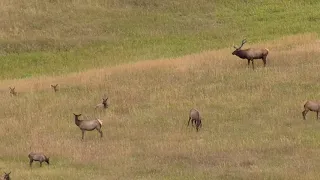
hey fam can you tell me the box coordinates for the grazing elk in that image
[73,113,103,140]
[95,97,109,109]
[2,172,11,180]
[302,100,320,120]
[187,108,202,132]
[232,39,269,70]
[28,152,50,167]
[51,84,59,92]
[9,87,17,96]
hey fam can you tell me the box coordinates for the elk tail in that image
[97,119,103,126]
[265,48,269,53]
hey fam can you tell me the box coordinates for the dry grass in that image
[1,33,320,179]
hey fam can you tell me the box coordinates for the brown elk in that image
[2,172,11,180]
[28,152,50,167]
[51,84,59,92]
[232,39,269,70]
[187,108,202,132]
[9,87,17,96]
[302,100,320,120]
[73,113,103,140]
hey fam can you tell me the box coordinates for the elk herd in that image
[3,39,317,179]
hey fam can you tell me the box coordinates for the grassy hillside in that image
[0,0,320,79]
[2,0,320,179]
[1,34,320,179]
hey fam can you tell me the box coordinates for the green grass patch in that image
[0,0,320,79]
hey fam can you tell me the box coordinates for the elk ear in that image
[8,172,11,175]
[51,85,54,87]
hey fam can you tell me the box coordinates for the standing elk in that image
[302,100,320,120]
[232,39,269,70]
[9,87,17,96]
[51,84,59,92]
[73,113,103,140]
[28,152,50,167]
[2,172,11,180]
[187,108,202,132]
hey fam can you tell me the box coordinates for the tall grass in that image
[1,34,320,179]
[0,0,320,79]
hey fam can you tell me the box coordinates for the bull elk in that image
[232,39,269,70]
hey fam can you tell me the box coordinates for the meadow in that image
[1,0,320,180]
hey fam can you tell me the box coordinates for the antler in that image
[238,39,247,49]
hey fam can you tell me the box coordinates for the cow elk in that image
[232,39,269,70]
[187,108,202,132]
[28,152,50,167]
[2,172,11,180]
[9,87,17,96]
[51,84,59,92]
[95,97,109,109]
[302,100,320,120]
[73,113,103,140]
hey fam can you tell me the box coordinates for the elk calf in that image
[302,100,320,120]
[51,84,59,92]
[73,113,103,140]
[232,39,269,70]
[95,97,109,109]
[2,172,11,180]
[187,108,202,132]
[9,87,17,96]
[28,152,50,167]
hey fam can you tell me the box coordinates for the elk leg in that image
[40,162,42,167]
[29,160,33,167]
[302,110,308,120]
[251,60,255,70]
[82,130,85,140]
[317,111,319,120]
[196,120,201,132]
[247,59,250,68]
[187,117,191,126]
[196,122,200,132]
[97,128,103,138]
[262,57,267,67]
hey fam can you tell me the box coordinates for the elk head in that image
[51,84,59,92]
[232,39,247,55]
[9,87,17,96]
[3,172,11,180]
